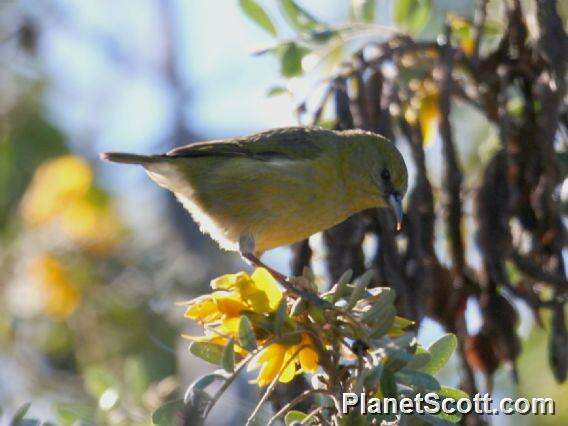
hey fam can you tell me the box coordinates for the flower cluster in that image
[180,268,464,425]
[184,268,319,386]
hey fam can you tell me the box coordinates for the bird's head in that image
[341,131,408,230]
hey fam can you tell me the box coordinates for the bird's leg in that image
[242,252,331,308]
[238,235,331,308]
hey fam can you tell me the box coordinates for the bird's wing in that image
[167,127,331,161]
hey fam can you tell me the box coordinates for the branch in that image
[438,26,466,278]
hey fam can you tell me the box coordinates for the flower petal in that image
[251,268,282,312]
[213,293,247,317]
[184,295,221,323]
[211,272,251,291]
[299,347,319,373]
[255,344,286,386]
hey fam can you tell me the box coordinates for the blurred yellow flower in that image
[29,254,80,319]
[460,38,475,57]
[20,155,122,252]
[448,14,475,57]
[59,197,122,253]
[21,155,93,225]
[248,334,319,386]
[418,92,440,147]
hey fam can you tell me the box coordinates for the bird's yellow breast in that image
[149,153,352,253]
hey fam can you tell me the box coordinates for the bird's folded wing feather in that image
[166,127,330,161]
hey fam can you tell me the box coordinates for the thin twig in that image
[267,389,330,425]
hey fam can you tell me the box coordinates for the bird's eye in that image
[381,169,390,181]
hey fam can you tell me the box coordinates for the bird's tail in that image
[99,152,164,165]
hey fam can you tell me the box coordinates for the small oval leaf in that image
[285,410,308,425]
[239,315,258,351]
[278,0,319,32]
[420,334,457,375]
[239,0,277,36]
[189,341,224,365]
[152,399,185,426]
[221,340,235,373]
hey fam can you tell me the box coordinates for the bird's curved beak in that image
[388,192,403,231]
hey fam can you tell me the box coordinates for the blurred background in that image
[0,0,566,425]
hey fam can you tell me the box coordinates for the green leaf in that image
[279,42,310,78]
[393,0,431,34]
[11,403,31,424]
[347,270,374,309]
[332,269,353,302]
[152,399,185,426]
[484,20,503,36]
[434,387,468,423]
[351,0,376,23]
[339,411,368,426]
[187,373,227,396]
[395,368,440,391]
[278,0,320,32]
[124,356,149,404]
[290,297,306,316]
[393,0,412,23]
[369,305,397,338]
[384,346,415,372]
[266,86,290,97]
[389,315,415,336]
[221,340,235,373]
[189,341,224,365]
[285,410,308,425]
[56,402,95,425]
[363,364,383,390]
[406,346,432,370]
[410,413,455,425]
[308,29,338,43]
[438,386,469,400]
[379,369,398,398]
[239,0,277,36]
[274,299,288,335]
[420,334,457,375]
[361,288,395,322]
[239,315,258,351]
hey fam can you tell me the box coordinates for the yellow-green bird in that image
[100,127,407,261]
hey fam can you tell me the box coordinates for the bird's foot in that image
[242,253,332,309]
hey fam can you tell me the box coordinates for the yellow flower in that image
[21,156,93,225]
[60,197,122,252]
[29,254,80,320]
[388,316,415,337]
[248,334,319,386]
[418,92,440,147]
[185,268,282,324]
[20,155,122,252]
[185,293,247,324]
[448,14,475,57]
[460,38,475,57]
[212,268,282,313]
[184,268,285,358]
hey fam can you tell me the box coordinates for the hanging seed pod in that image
[464,331,500,393]
[549,302,568,383]
[480,292,522,383]
[333,76,354,129]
